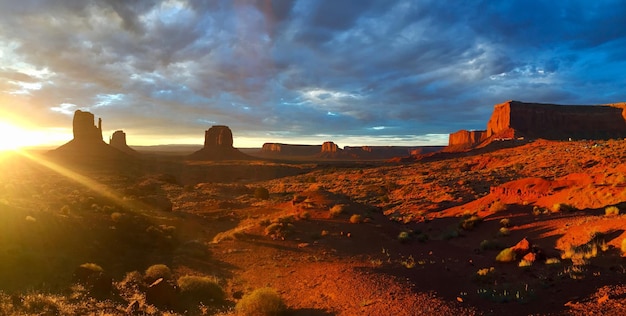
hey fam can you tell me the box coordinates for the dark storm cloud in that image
[1,0,625,146]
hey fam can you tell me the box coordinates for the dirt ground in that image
[1,138,626,315]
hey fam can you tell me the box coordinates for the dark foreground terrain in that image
[1,139,626,315]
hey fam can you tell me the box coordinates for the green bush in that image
[235,288,286,316]
[144,264,172,284]
[177,275,225,305]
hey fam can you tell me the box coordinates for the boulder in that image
[511,238,531,257]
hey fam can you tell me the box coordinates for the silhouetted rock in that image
[258,143,442,160]
[73,110,103,142]
[48,110,132,164]
[109,130,138,155]
[188,125,251,160]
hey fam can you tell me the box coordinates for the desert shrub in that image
[234,287,286,316]
[545,258,561,265]
[110,212,124,222]
[144,264,172,284]
[621,238,626,255]
[605,206,620,216]
[79,263,104,273]
[397,231,411,243]
[349,214,362,224]
[473,267,496,283]
[499,218,510,227]
[479,239,504,251]
[297,211,311,220]
[264,223,295,239]
[518,259,532,267]
[498,227,511,236]
[495,248,516,263]
[441,229,460,240]
[177,275,225,305]
[552,203,575,212]
[118,271,144,292]
[254,187,270,200]
[329,204,346,218]
[489,201,507,213]
[415,233,429,242]
[459,215,482,230]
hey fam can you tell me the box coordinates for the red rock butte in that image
[188,125,250,160]
[109,130,138,155]
[449,100,626,150]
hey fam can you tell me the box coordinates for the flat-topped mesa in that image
[109,130,138,155]
[188,125,250,160]
[260,143,322,156]
[487,100,626,140]
[73,110,103,142]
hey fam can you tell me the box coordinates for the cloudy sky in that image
[1,0,625,148]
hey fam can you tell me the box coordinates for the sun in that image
[0,121,30,151]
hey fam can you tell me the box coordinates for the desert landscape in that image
[1,100,626,315]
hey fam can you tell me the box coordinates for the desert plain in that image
[1,126,626,316]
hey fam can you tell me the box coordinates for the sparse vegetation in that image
[177,275,225,305]
[234,287,286,316]
[329,204,347,218]
[498,227,511,236]
[459,215,482,230]
[495,248,516,263]
[349,214,363,224]
[397,231,411,243]
[489,201,508,213]
[144,264,172,283]
[605,205,620,216]
[254,187,270,200]
[479,239,504,251]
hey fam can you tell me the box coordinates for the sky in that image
[1,0,626,148]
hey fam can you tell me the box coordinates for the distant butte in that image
[448,100,626,150]
[48,110,133,163]
[188,125,251,160]
[109,130,138,156]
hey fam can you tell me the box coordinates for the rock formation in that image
[448,100,626,150]
[448,130,489,149]
[109,130,138,155]
[188,125,250,160]
[321,141,340,153]
[48,110,132,164]
[73,110,103,142]
[487,100,626,140]
[260,143,322,157]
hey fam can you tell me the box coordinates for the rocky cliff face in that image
[448,100,626,151]
[487,100,626,140]
[188,125,250,160]
[448,130,488,148]
[109,130,138,155]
